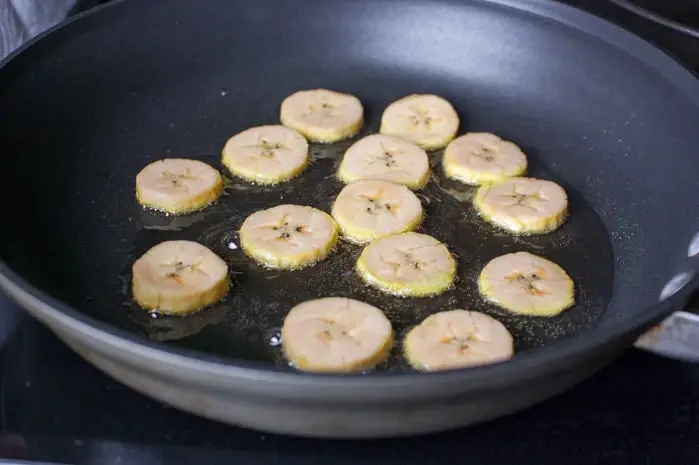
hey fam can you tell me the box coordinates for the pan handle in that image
[634,310,699,363]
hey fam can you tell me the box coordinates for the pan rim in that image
[3,260,695,393]
[1,0,698,393]
[608,0,699,40]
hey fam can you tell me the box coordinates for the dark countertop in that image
[0,1,698,464]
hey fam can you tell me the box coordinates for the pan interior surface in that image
[124,146,612,369]
[1,0,699,373]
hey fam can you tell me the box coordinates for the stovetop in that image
[0,1,698,464]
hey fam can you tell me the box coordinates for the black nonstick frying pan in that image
[1,0,699,438]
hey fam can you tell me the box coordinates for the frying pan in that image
[1,0,698,439]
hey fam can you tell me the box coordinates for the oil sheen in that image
[125,135,614,372]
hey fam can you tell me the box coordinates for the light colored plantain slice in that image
[239,204,339,270]
[337,134,430,189]
[379,94,459,150]
[222,125,309,185]
[132,240,229,315]
[331,179,423,244]
[443,132,527,185]
[474,177,568,234]
[404,309,514,371]
[280,88,364,143]
[478,251,575,316]
[356,232,456,297]
[281,297,393,373]
[136,158,223,214]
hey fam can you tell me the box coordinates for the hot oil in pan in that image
[126,140,614,372]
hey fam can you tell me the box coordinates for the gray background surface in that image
[0,0,77,60]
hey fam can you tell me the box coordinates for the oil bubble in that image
[266,327,282,347]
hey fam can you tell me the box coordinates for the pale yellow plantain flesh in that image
[478,251,575,316]
[132,240,229,316]
[280,88,364,143]
[136,158,223,214]
[331,179,423,244]
[379,94,459,150]
[356,232,456,297]
[239,204,339,270]
[222,125,309,185]
[281,297,393,373]
[443,132,527,186]
[474,177,568,234]
[337,134,430,189]
[404,309,514,371]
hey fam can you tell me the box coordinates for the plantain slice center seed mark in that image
[159,169,198,189]
[380,152,396,167]
[304,100,341,119]
[505,269,548,296]
[239,138,288,159]
[361,193,394,215]
[496,186,546,211]
[261,214,310,244]
[450,336,470,351]
[381,248,437,278]
[512,193,538,210]
[471,144,498,162]
[441,323,475,352]
[407,107,443,130]
[161,257,209,283]
[319,321,347,340]
[372,143,402,168]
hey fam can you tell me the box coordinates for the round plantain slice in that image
[404,309,514,371]
[337,134,430,189]
[281,297,393,373]
[136,158,223,214]
[239,204,339,270]
[132,240,229,315]
[222,125,309,185]
[478,251,575,316]
[379,94,459,150]
[280,88,364,143]
[331,179,423,244]
[443,132,527,186]
[356,232,456,297]
[474,177,568,234]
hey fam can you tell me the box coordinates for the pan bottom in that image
[118,131,614,373]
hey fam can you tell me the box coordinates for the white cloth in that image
[0,0,77,60]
